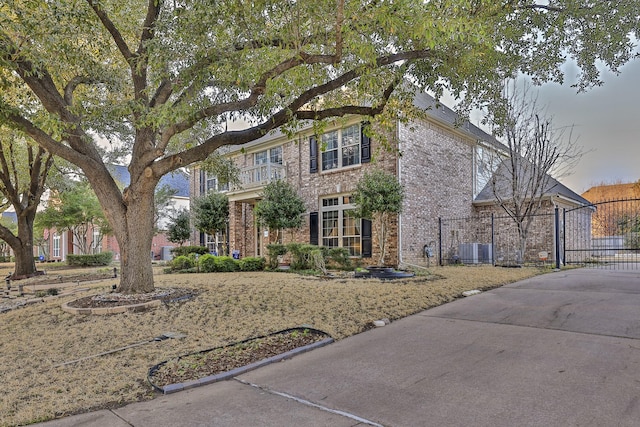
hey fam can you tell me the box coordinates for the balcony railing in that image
[232,162,285,192]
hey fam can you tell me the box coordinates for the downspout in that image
[397,119,403,267]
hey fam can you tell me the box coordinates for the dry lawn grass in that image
[0,264,544,426]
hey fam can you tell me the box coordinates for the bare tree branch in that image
[485,79,584,262]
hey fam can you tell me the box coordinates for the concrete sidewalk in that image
[39,268,640,426]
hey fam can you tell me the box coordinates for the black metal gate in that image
[564,198,640,269]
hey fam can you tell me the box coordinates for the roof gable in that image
[412,91,505,151]
[474,158,591,207]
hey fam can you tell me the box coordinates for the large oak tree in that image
[0,1,638,293]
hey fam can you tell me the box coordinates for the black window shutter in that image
[309,136,318,173]
[199,232,205,247]
[199,169,206,194]
[361,122,371,163]
[309,212,319,245]
[361,218,372,258]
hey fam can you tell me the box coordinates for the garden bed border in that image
[148,327,334,394]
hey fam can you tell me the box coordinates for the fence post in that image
[555,206,561,269]
[562,208,567,266]
[438,217,443,266]
[491,213,495,266]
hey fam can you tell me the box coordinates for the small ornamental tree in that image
[353,170,404,266]
[36,180,112,255]
[192,192,229,254]
[485,81,583,263]
[166,209,191,246]
[255,180,306,243]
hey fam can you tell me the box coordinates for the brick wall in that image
[289,121,399,265]
[193,117,488,268]
[398,118,477,266]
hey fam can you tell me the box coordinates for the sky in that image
[499,59,640,195]
[436,53,640,196]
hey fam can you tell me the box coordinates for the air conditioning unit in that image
[459,243,493,264]
[161,246,175,261]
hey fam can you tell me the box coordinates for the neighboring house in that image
[581,182,640,257]
[43,166,190,262]
[190,91,591,266]
[582,182,640,204]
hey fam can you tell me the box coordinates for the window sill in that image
[319,164,362,176]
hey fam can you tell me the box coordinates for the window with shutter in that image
[361,219,372,258]
[309,212,319,245]
[361,122,371,163]
[309,136,318,173]
[320,195,363,257]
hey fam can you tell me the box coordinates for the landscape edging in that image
[150,332,334,394]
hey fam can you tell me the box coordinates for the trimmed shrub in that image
[286,243,320,270]
[171,255,195,271]
[198,254,217,273]
[214,256,238,272]
[171,246,209,257]
[238,257,266,271]
[66,252,114,266]
[327,247,352,269]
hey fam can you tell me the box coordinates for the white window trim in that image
[53,233,61,258]
[320,124,361,172]
[320,195,362,257]
[205,172,229,193]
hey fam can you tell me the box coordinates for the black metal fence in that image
[439,212,556,266]
[564,199,640,269]
[438,199,640,269]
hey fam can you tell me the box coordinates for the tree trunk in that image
[375,212,389,266]
[112,190,156,294]
[517,225,528,265]
[116,200,154,294]
[12,213,38,278]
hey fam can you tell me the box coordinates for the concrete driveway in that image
[40,268,640,426]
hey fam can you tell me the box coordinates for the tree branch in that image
[64,76,100,106]
[86,0,133,60]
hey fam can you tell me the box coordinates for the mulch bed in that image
[65,288,198,309]
[149,328,329,389]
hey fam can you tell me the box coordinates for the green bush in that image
[171,246,209,257]
[66,252,114,266]
[266,244,287,269]
[238,257,266,271]
[171,255,195,271]
[214,256,238,272]
[327,247,352,269]
[286,243,321,270]
[198,254,217,273]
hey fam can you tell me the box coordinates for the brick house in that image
[190,91,592,267]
